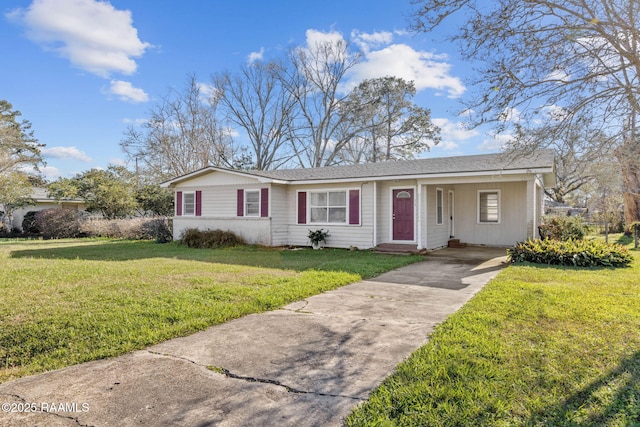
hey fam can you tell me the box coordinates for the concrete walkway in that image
[0,247,508,427]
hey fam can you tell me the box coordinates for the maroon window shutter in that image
[195,191,202,216]
[176,191,183,216]
[260,188,269,217]
[237,189,244,216]
[297,192,307,224]
[349,189,360,225]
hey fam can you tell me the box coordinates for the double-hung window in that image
[183,192,195,216]
[478,190,500,223]
[310,191,347,223]
[245,190,260,216]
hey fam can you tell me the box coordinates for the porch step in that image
[448,239,467,248]
[374,243,422,255]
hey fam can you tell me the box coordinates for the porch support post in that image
[372,181,378,248]
[416,184,423,250]
[526,178,535,239]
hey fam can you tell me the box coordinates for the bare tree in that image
[278,37,364,167]
[341,77,440,163]
[121,75,245,181]
[511,119,610,204]
[214,61,297,170]
[411,0,640,227]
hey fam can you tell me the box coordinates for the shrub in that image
[180,228,246,249]
[538,215,590,240]
[21,211,40,234]
[508,238,633,267]
[80,217,173,242]
[35,208,81,239]
[142,218,173,243]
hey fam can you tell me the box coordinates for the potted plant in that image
[308,228,330,249]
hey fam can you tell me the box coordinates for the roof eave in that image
[287,167,555,185]
[160,167,284,187]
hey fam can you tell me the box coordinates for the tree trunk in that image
[618,131,640,231]
[623,192,640,231]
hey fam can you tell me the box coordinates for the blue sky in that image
[1,0,498,180]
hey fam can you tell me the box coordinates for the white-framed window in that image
[436,188,444,225]
[245,190,260,217]
[183,191,195,216]
[310,190,347,223]
[478,190,500,223]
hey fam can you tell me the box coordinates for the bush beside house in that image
[508,238,632,267]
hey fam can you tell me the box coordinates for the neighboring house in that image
[161,150,556,250]
[5,188,87,232]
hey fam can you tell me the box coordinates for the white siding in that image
[376,180,418,244]
[168,167,542,248]
[173,182,272,245]
[179,171,262,187]
[453,181,528,247]
[270,184,289,246]
[286,182,375,249]
[425,185,455,249]
[173,217,272,245]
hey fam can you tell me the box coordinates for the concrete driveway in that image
[0,247,507,427]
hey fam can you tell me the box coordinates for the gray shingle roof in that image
[246,150,555,182]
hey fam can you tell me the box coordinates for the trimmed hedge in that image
[80,217,173,242]
[508,238,633,268]
[35,208,81,239]
[180,228,246,249]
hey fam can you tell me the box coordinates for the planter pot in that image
[311,241,321,250]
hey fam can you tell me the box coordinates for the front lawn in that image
[0,239,421,383]
[346,237,640,426]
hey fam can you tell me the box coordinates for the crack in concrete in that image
[0,391,93,427]
[216,367,365,401]
[145,350,365,402]
[280,299,313,314]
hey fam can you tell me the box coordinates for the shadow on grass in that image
[7,239,423,279]
[527,351,640,426]
[511,261,624,272]
[615,234,633,246]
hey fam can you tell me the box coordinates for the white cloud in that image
[433,118,479,141]
[39,165,63,179]
[298,29,465,98]
[347,44,465,98]
[123,117,148,126]
[431,118,480,152]
[109,157,127,166]
[42,146,92,162]
[546,68,570,83]
[301,29,350,65]
[197,82,219,104]
[351,29,393,53]
[9,0,151,78]
[306,28,344,46]
[108,80,149,103]
[248,47,264,64]
[478,133,512,152]
[497,107,521,123]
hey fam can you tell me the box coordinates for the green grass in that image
[346,236,640,426]
[0,238,421,383]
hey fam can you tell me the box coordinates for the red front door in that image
[392,189,414,241]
